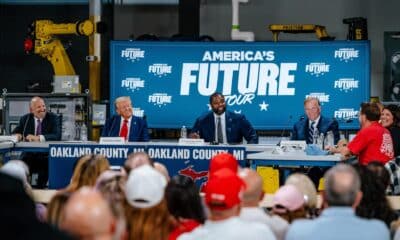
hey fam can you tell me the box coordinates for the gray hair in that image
[303,96,321,107]
[324,164,360,206]
[114,96,132,108]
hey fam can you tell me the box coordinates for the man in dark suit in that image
[101,96,149,142]
[189,92,258,144]
[291,97,340,145]
[12,96,61,188]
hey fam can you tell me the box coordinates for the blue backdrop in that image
[110,41,370,130]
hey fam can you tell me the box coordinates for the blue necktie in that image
[308,121,315,144]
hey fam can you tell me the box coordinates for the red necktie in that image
[120,120,128,140]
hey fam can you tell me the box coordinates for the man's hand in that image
[25,134,40,142]
[14,133,23,142]
[188,132,200,139]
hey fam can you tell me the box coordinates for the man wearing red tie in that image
[101,96,149,142]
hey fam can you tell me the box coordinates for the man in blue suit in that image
[291,97,340,145]
[12,96,61,188]
[189,93,258,144]
[101,96,149,142]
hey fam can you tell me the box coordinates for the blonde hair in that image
[66,154,110,192]
[47,191,71,227]
[124,198,171,240]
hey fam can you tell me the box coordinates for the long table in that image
[247,149,342,180]
[1,141,342,189]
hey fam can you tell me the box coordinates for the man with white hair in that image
[285,164,390,240]
[101,96,149,142]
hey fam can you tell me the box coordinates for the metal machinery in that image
[269,24,335,41]
[24,19,94,76]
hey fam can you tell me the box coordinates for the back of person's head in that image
[238,168,264,206]
[166,175,206,223]
[123,151,153,175]
[95,170,127,240]
[61,187,116,240]
[366,161,390,189]
[47,191,71,228]
[154,162,170,181]
[124,165,170,240]
[360,102,381,121]
[0,160,30,191]
[324,163,361,207]
[285,173,318,209]
[209,153,238,177]
[204,168,245,220]
[67,154,110,192]
[272,185,306,223]
[355,164,397,227]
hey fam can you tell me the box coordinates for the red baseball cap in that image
[204,168,246,210]
[209,153,238,176]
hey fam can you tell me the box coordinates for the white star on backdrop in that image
[259,101,269,111]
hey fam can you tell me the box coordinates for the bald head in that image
[61,187,115,240]
[239,168,263,206]
[324,164,361,207]
[30,96,47,119]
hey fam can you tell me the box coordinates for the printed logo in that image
[305,92,330,103]
[148,64,172,77]
[148,93,172,107]
[133,107,144,117]
[305,63,330,76]
[334,108,359,120]
[121,78,144,92]
[334,78,359,92]
[121,48,145,62]
[334,48,359,62]
[381,133,394,158]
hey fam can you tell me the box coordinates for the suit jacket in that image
[190,111,258,144]
[12,112,61,141]
[101,115,149,142]
[285,207,389,240]
[291,115,340,144]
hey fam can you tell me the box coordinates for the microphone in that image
[280,115,293,144]
[22,113,31,141]
[108,115,117,137]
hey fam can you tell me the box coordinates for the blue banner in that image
[49,143,245,189]
[110,41,370,130]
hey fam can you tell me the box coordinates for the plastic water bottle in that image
[324,131,334,148]
[317,133,324,149]
[80,123,88,141]
[180,126,187,138]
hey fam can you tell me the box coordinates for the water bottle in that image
[80,123,88,141]
[324,131,334,148]
[317,133,324,149]
[180,126,187,138]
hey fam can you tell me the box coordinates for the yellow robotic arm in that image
[24,19,94,75]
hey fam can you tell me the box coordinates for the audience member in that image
[380,104,400,157]
[285,164,390,240]
[101,96,149,141]
[154,162,170,181]
[124,165,170,240]
[285,173,319,218]
[0,172,73,240]
[239,168,289,240]
[166,175,206,240]
[329,102,394,165]
[291,97,339,144]
[12,96,61,188]
[179,168,276,240]
[65,154,110,192]
[355,164,398,228]
[47,191,71,228]
[61,187,117,240]
[209,152,239,176]
[95,170,127,240]
[271,185,306,223]
[122,151,153,175]
[189,92,258,144]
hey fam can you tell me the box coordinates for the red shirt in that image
[168,219,201,240]
[348,122,394,165]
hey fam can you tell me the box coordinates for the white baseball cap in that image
[125,165,167,208]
